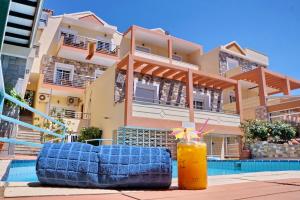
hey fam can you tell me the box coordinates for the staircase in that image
[14,115,42,156]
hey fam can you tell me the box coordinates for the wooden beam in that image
[163,69,177,78]
[116,55,129,69]
[152,67,168,76]
[141,64,155,74]
[282,78,291,95]
[173,72,186,80]
[133,61,143,70]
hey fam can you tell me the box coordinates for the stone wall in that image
[114,70,222,111]
[219,51,266,76]
[41,56,107,86]
[251,142,300,158]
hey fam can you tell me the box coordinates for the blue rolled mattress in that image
[36,142,172,189]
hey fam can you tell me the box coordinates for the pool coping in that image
[1,159,300,198]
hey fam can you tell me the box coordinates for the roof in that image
[222,41,247,56]
[52,11,117,30]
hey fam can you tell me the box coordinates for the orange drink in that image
[177,141,207,190]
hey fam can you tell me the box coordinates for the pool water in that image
[3,160,300,182]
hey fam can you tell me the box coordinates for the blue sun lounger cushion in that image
[36,142,172,189]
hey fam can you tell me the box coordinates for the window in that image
[135,82,158,103]
[172,54,182,61]
[97,40,111,51]
[226,57,239,70]
[60,28,77,44]
[193,100,204,110]
[136,46,151,53]
[94,69,104,79]
[54,63,74,86]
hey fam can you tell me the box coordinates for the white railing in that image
[61,33,118,56]
[51,111,91,120]
[62,34,88,50]
[43,72,95,88]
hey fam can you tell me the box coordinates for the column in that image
[168,38,172,63]
[235,80,243,121]
[283,78,291,96]
[130,26,135,55]
[124,55,134,125]
[258,67,267,106]
[186,69,194,122]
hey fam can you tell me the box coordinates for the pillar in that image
[130,26,135,55]
[258,67,267,106]
[235,80,243,121]
[124,55,134,125]
[186,69,194,122]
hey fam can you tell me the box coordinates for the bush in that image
[268,121,296,143]
[240,119,296,144]
[78,127,102,145]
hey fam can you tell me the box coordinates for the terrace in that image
[116,54,242,136]
[120,26,202,71]
[56,33,119,66]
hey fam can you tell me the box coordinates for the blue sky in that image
[44,0,300,94]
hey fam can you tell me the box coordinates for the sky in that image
[44,0,300,94]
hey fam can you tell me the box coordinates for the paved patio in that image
[1,178,300,200]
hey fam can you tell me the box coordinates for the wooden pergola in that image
[117,54,242,125]
[231,67,300,106]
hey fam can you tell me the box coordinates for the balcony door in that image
[54,63,74,86]
[135,82,158,103]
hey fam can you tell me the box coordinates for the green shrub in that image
[4,85,27,109]
[78,127,102,145]
[268,121,296,143]
[240,119,296,144]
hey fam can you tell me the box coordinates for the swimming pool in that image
[2,160,300,182]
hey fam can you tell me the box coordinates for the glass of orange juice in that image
[177,140,207,190]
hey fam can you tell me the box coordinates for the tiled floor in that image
[2,178,300,200]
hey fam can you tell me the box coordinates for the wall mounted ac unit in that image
[38,93,50,103]
[67,96,80,106]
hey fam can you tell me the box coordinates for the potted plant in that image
[78,127,102,146]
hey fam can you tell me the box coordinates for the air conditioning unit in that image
[38,93,50,103]
[67,96,80,106]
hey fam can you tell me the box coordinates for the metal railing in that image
[62,34,88,50]
[43,72,96,89]
[61,33,118,56]
[0,92,67,148]
[51,111,91,120]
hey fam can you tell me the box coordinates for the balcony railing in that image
[51,111,91,120]
[61,33,119,56]
[43,72,95,89]
[63,34,88,50]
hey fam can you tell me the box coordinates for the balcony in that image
[122,25,202,70]
[43,71,96,89]
[132,98,190,122]
[57,34,119,66]
[50,110,91,133]
[132,96,240,127]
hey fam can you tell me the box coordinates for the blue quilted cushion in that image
[36,142,172,189]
